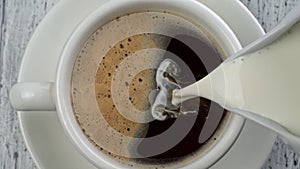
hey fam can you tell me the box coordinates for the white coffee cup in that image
[10,0,244,168]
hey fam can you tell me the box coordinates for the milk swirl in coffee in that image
[71,11,231,168]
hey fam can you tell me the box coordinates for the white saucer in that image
[18,0,276,168]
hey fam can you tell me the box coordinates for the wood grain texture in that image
[241,0,300,31]
[0,0,299,169]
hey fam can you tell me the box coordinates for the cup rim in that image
[56,0,244,168]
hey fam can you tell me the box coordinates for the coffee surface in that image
[71,11,230,168]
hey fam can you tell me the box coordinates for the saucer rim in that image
[17,0,276,169]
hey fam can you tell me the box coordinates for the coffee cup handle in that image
[10,82,56,111]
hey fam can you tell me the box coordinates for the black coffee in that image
[135,35,226,162]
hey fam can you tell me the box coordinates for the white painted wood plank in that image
[241,0,300,31]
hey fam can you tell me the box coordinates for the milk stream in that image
[173,21,300,136]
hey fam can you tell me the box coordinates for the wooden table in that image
[0,0,299,168]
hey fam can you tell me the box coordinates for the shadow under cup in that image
[58,1,244,169]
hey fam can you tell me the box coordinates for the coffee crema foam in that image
[71,11,231,168]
